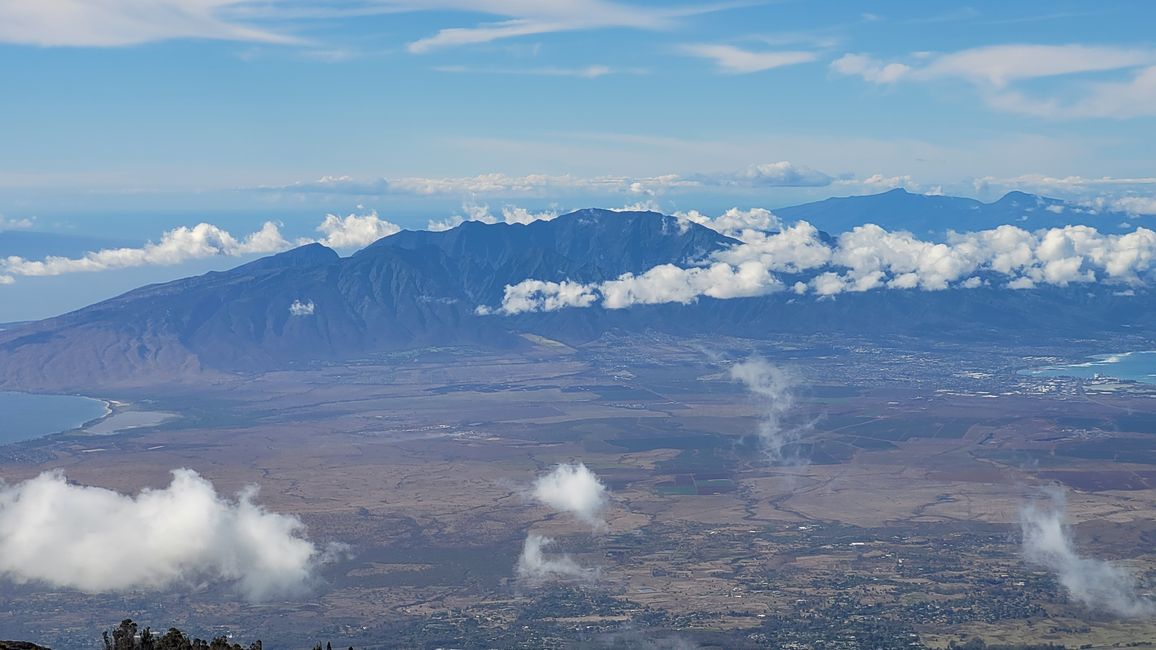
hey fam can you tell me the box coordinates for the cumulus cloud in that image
[0,469,337,601]
[289,299,315,316]
[315,210,401,249]
[1100,196,1156,216]
[515,533,597,584]
[676,207,782,240]
[1021,489,1155,618]
[532,463,609,529]
[600,261,781,308]
[428,203,559,232]
[483,213,1156,314]
[2,221,290,278]
[0,214,35,231]
[680,44,816,74]
[483,279,598,315]
[730,357,802,463]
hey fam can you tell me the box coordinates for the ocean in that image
[0,391,109,445]
[1024,350,1156,385]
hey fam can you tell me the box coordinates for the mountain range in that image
[0,192,1151,391]
[773,188,1129,236]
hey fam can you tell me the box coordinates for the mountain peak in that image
[995,190,1036,204]
[233,242,339,273]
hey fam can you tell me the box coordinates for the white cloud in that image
[987,65,1156,119]
[830,53,910,83]
[403,0,709,54]
[918,45,1156,88]
[0,214,35,231]
[315,210,401,249]
[0,0,300,47]
[272,175,391,196]
[2,221,290,278]
[430,203,559,231]
[0,209,400,283]
[289,299,315,316]
[838,173,922,192]
[1021,490,1155,618]
[515,533,597,583]
[731,162,832,187]
[262,162,834,200]
[600,261,781,308]
[730,357,801,463]
[832,44,1156,119]
[714,220,832,272]
[435,64,630,78]
[489,279,598,315]
[675,207,781,241]
[1100,196,1156,216]
[0,469,337,601]
[484,217,1156,313]
[532,463,609,529]
[680,44,816,74]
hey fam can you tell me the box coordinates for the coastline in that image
[1024,350,1156,385]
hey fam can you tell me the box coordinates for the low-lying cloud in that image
[730,357,802,463]
[0,209,405,283]
[315,210,401,249]
[0,469,337,601]
[257,161,835,201]
[428,203,559,232]
[289,299,315,316]
[1020,489,1155,618]
[515,533,598,584]
[2,221,289,278]
[532,462,609,530]
[487,212,1156,314]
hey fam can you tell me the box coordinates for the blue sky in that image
[1,0,1156,319]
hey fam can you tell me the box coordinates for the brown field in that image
[3,336,1156,647]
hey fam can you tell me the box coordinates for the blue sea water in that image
[1025,351,1156,385]
[0,391,109,444]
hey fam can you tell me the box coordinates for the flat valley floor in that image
[4,333,1156,649]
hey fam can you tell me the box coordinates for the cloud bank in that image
[0,469,336,601]
[487,213,1156,314]
[1021,490,1155,618]
[532,463,609,529]
[0,209,404,283]
[730,357,801,463]
[2,221,289,278]
[259,161,837,201]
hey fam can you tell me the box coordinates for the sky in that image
[1,0,1155,319]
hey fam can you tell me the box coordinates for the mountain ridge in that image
[0,195,1152,391]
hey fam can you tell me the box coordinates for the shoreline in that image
[0,391,113,445]
[1024,349,1156,385]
